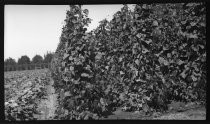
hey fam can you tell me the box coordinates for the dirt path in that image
[101,106,206,120]
[153,106,206,120]
[35,78,58,120]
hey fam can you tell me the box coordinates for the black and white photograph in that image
[4,2,206,120]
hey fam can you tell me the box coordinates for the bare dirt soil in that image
[101,104,206,120]
[153,106,206,120]
[36,79,58,120]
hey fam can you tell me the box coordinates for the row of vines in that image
[51,3,206,119]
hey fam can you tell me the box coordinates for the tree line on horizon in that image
[4,51,54,71]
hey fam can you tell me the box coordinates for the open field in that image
[4,69,57,120]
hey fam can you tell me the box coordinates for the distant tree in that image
[32,55,43,64]
[44,52,54,63]
[4,57,17,71]
[18,55,31,65]
[4,57,17,66]
[17,55,31,70]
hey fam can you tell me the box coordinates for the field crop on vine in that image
[51,4,206,120]
[4,69,51,120]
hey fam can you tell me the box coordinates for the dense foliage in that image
[51,3,206,119]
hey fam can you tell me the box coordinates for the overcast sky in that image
[4,5,134,62]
